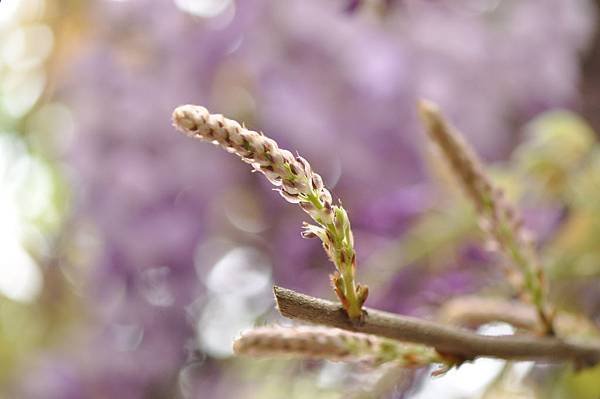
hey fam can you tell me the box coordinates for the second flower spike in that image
[418,100,554,335]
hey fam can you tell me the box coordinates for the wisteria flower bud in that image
[173,105,367,320]
[418,100,554,335]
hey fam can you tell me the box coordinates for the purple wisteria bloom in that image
[9,0,596,397]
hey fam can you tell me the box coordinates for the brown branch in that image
[438,296,541,331]
[438,296,600,339]
[274,286,600,368]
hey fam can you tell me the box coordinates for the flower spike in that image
[173,105,367,320]
[233,325,446,368]
[418,100,554,335]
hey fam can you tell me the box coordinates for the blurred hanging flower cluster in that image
[2,0,600,398]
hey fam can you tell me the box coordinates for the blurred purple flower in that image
[11,0,597,397]
[372,244,497,316]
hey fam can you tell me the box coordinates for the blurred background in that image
[1,0,600,397]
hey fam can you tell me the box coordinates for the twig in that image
[438,296,540,331]
[438,296,600,339]
[273,286,600,368]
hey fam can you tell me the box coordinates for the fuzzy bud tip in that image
[417,99,439,115]
[172,105,209,136]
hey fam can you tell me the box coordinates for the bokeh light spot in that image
[174,0,232,18]
[1,68,46,118]
[204,247,271,298]
[2,24,54,69]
